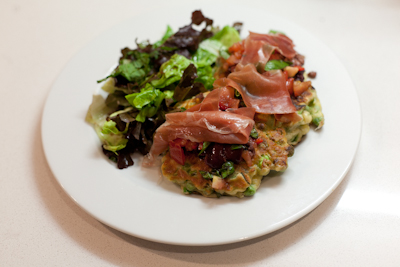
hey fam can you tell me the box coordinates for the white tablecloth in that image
[2,0,399,266]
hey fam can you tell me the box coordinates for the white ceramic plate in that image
[42,4,361,246]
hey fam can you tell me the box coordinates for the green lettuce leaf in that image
[191,26,240,89]
[86,95,128,153]
[125,84,168,122]
[210,25,241,48]
[99,120,129,152]
[153,25,174,48]
[98,51,150,83]
[151,54,191,88]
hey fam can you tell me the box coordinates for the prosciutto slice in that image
[143,87,255,166]
[239,32,296,68]
[216,64,297,114]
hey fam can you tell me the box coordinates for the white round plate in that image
[42,4,361,246]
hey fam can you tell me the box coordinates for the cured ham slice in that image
[143,87,255,166]
[239,32,296,68]
[216,64,297,114]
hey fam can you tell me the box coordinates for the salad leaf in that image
[124,54,197,122]
[265,60,292,71]
[151,54,191,88]
[136,106,158,122]
[86,95,115,126]
[102,120,126,134]
[99,121,129,152]
[163,24,213,53]
[125,84,157,109]
[210,25,241,48]
[153,25,174,48]
[190,26,240,89]
[194,26,240,63]
[100,131,129,153]
[191,10,213,26]
[98,51,151,83]
[125,84,167,122]
[164,90,174,99]
[86,95,129,153]
[195,63,214,89]
[173,64,206,101]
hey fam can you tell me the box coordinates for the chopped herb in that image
[231,144,245,150]
[199,171,213,179]
[182,163,191,173]
[220,161,235,178]
[265,60,292,71]
[188,170,197,176]
[185,182,196,191]
[183,187,191,194]
[198,141,211,155]
[250,128,258,139]
[234,89,241,98]
[180,107,187,111]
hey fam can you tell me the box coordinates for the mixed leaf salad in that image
[86,11,242,169]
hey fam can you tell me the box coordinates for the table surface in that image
[1,0,400,266]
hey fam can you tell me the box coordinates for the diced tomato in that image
[172,138,187,147]
[295,66,305,71]
[219,101,229,111]
[228,41,244,53]
[234,51,242,58]
[226,54,240,65]
[185,140,198,151]
[255,138,263,144]
[169,141,185,165]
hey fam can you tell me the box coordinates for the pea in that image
[244,185,256,196]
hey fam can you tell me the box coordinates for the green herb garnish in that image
[220,161,235,178]
[198,141,211,155]
[265,60,291,71]
[231,144,245,150]
[199,171,213,179]
[250,128,258,139]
